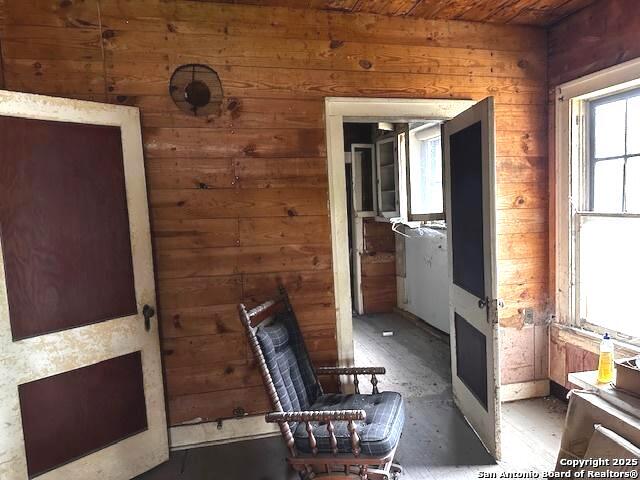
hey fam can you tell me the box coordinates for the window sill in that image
[552,322,640,356]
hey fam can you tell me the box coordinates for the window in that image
[351,144,376,216]
[375,136,399,218]
[588,89,640,213]
[407,124,444,221]
[558,69,640,343]
[576,88,640,340]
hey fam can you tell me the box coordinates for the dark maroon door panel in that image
[18,352,148,478]
[454,313,488,410]
[0,116,137,340]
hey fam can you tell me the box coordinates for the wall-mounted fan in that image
[169,64,223,116]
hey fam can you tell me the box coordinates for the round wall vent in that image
[169,64,223,116]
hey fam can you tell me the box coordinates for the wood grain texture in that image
[0,117,137,340]
[549,324,640,388]
[0,0,549,424]
[548,0,640,295]
[18,352,147,478]
[548,0,640,87]
[361,219,397,313]
[546,1,640,390]
[153,0,597,26]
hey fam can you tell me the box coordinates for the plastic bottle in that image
[597,332,614,383]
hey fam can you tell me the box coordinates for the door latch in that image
[478,297,504,309]
[143,304,155,331]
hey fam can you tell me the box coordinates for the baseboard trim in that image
[169,415,279,451]
[501,379,550,402]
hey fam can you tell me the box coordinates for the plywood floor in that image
[136,312,566,480]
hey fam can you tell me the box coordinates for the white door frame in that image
[325,97,475,367]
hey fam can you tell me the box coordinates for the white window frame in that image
[407,124,445,222]
[375,136,400,219]
[586,88,640,213]
[351,143,377,217]
[555,57,640,345]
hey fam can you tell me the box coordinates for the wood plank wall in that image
[362,219,396,313]
[547,0,640,388]
[0,0,548,426]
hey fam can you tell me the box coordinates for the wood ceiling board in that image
[204,0,599,26]
[456,0,533,24]
[407,0,452,18]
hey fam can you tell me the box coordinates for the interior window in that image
[352,144,376,215]
[408,124,444,221]
[576,87,640,339]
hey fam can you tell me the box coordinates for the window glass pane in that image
[592,158,624,212]
[378,140,396,213]
[354,147,374,212]
[594,99,626,158]
[579,215,640,338]
[625,156,640,213]
[409,136,443,215]
[627,95,640,155]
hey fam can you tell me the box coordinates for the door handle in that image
[143,304,155,331]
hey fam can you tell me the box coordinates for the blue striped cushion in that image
[256,313,321,412]
[294,392,404,457]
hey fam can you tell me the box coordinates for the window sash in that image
[575,211,640,342]
[570,85,640,344]
[407,125,445,222]
[587,87,640,213]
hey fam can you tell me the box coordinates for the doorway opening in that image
[326,98,566,475]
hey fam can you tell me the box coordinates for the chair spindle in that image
[327,420,338,455]
[353,374,360,394]
[348,419,361,457]
[371,373,379,394]
[306,421,318,456]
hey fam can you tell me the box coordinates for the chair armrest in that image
[316,366,385,376]
[316,366,385,395]
[265,410,366,457]
[265,409,366,423]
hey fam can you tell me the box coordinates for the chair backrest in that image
[238,289,323,415]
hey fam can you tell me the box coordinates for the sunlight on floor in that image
[354,313,567,479]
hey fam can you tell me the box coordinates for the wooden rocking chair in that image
[238,287,404,480]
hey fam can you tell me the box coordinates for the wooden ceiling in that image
[218,0,598,26]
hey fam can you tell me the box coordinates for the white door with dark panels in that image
[443,97,502,459]
[0,91,168,479]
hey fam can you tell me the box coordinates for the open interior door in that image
[0,91,168,479]
[350,144,376,315]
[443,97,501,459]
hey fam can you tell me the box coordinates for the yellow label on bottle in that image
[597,351,614,383]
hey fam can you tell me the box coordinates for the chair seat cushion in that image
[293,392,404,457]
